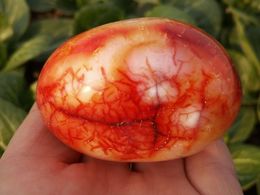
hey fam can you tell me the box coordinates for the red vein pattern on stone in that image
[36,18,241,162]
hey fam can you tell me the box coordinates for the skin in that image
[0,104,243,195]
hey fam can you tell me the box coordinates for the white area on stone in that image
[64,72,74,94]
[127,44,178,84]
[87,36,129,81]
[126,42,182,105]
[178,105,202,129]
[172,42,199,76]
[142,81,178,104]
[58,37,130,104]
[77,86,94,103]
[56,31,176,105]
[174,43,193,62]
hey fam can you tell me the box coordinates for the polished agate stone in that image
[36,18,241,162]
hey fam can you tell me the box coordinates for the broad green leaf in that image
[229,50,260,92]
[55,0,77,15]
[0,71,33,110]
[76,0,121,8]
[248,1,260,13]
[30,81,37,99]
[22,19,74,41]
[257,177,260,195]
[4,35,51,71]
[74,3,124,34]
[75,0,87,7]
[1,0,30,39]
[28,0,77,14]
[75,0,115,7]
[225,0,260,14]
[0,13,13,42]
[4,19,73,67]
[0,147,4,156]
[27,0,55,12]
[226,107,256,144]
[161,0,222,37]
[112,0,137,14]
[242,90,259,106]
[257,95,260,121]
[145,5,196,25]
[77,0,111,5]
[0,71,25,105]
[232,16,260,72]
[0,42,7,67]
[134,0,159,5]
[21,19,73,61]
[230,144,260,190]
[0,98,26,150]
[76,0,137,14]
[246,25,260,60]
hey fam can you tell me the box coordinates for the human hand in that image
[0,104,243,195]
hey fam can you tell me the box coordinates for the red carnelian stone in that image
[36,18,241,162]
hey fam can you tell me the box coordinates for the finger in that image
[134,159,185,176]
[2,103,81,164]
[185,139,243,195]
[79,158,130,181]
[134,160,200,194]
[134,159,187,183]
[87,157,130,172]
[78,154,130,172]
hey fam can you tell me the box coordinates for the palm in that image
[0,105,242,195]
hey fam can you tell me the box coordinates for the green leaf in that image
[246,25,260,60]
[0,98,26,150]
[22,19,73,40]
[242,91,259,106]
[225,0,260,14]
[26,0,56,12]
[27,0,77,13]
[134,0,159,5]
[74,3,124,34]
[229,50,260,92]
[111,0,137,14]
[0,147,4,156]
[4,35,51,71]
[21,18,74,61]
[226,107,256,144]
[0,71,25,105]
[3,19,73,70]
[230,144,260,190]
[1,0,30,39]
[30,81,37,100]
[257,95,260,121]
[232,15,260,71]
[0,42,7,67]
[161,0,222,37]
[75,0,137,15]
[55,0,77,15]
[0,71,33,110]
[0,13,13,42]
[145,5,196,25]
[257,177,260,195]
[75,0,87,7]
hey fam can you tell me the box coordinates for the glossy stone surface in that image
[36,18,241,162]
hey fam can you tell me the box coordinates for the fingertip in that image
[134,159,184,175]
[184,139,243,195]
[3,103,81,164]
[189,139,235,171]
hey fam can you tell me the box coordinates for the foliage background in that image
[0,0,260,194]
